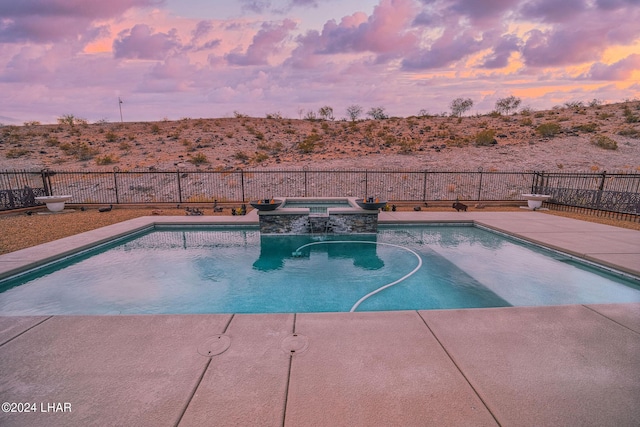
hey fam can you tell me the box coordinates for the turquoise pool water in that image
[0,225,639,315]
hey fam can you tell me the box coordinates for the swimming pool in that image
[1,225,638,315]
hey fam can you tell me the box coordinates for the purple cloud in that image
[238,0,327,14]
[225,19,296,66]
[596,0,640,10]
[402,29,484,70]
[481,34,520,69]
[518,0,587,23]
[114,24,181,60]
[587,54,640,80]
[448,0,520,21]
[0,0,162,43]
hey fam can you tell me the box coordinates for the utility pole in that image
[118,97,123,123]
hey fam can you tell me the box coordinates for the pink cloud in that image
[587,54,640,80]
[225,19,296,66]
[291,0,418,65]
[114,24,181,60]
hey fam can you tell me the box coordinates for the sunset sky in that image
[1,0,639,124]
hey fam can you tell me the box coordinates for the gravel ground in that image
[1,205,638,255]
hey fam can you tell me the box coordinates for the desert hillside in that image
[1,101,639,172]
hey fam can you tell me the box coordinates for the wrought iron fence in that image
[532,171,640,215]
[1,169,639,218]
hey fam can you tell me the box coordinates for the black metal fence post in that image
[594,171,607,209]
[176,169,183,203]
[365,171,368,196]
[304,168,308,197]
[113,167,120,204]
[240,170,245,202]
[40,169,51,196]
[476,167,483,200]
[422,171,427,201]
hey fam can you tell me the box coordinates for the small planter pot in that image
[35,195,73,212]
[521,194,551,210]
[250,199,283,211]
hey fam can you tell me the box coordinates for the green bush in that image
[253,152,269,163]
[5,148,29,158]
[573,122,598,133]
[535,122,561,137]
[105,130,118,142]
[95,154,119,165]
[298,133,322,153]
[188,152,209,165]
[591,135,618,150]
[474,129,496,146]
[60,141,98,160]
[617,128,640,138]
[622,105,639,123]
[233,151,249,161]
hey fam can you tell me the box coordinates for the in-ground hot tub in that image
[256,197,383,234]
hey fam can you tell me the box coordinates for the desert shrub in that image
[23,121,40,126]
[589,99,603,107]
[233,151,249,161]
[617,127,640,138]
[495,96,521,115]
[534,112,545,118]
[5,148,29,158]
[596,112,614,120]
[57,114,76,126]
[60,141,98,160]
[573,122,598,133]
[622,105,639,123]
[46,136,60,146]
[265,112,283,119]
[520,117,533,126]
[150,124,160,134]
[474,129,496,146]
[119,141,132,151]
[188,152,209,165]
[398,138,417,153]
[591,135,618,150]
[298,133,322,153]
[536,122,561,137]
[95,154,119,165]
[105,131,118,142]
[253,152,269,163]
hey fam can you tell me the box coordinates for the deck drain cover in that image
[281,334,309,356]
[198,335,231,357]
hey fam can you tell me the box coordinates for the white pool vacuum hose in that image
[293,241,423,312]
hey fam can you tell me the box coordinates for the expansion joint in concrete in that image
[0,315,53,347]
[416,311,503,427]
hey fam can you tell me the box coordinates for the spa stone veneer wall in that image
[259,212,378,234]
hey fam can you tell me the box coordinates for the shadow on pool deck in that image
[0,212,639,426]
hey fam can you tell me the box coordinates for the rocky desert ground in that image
[1,101,639,172]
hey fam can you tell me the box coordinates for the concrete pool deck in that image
[1,211,639,426]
